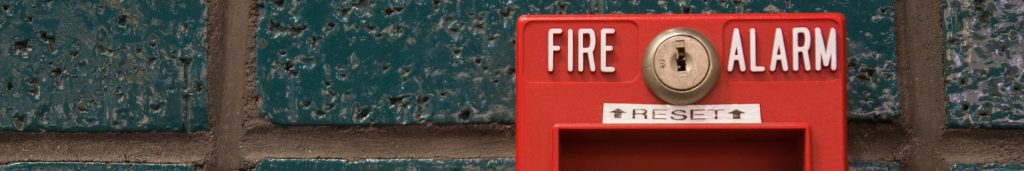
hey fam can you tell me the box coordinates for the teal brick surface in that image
[0,0,208,131]
[850,161,901,171]
[0,162,193,171]
[254,158,514,171]
[256,0,897,125]
[951,163,1024,171]
[943,0,1024,128]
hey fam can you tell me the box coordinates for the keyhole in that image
[675,47,686,71]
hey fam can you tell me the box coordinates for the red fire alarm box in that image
[516,14,846,171]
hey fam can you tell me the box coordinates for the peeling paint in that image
[0,0,208,131]
[944,0,1024,128]
[951,163,1024,171]
[255,0,897,125]
[850,161,901,171]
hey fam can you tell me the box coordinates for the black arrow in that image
[611,108,625,118]
[729,109,744,119]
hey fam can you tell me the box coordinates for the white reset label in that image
[603,103,761,124]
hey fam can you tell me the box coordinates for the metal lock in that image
[643,28,719,105]
[518,14,848,171]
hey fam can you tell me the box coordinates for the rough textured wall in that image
[254,0,898,126]
[0,0,208,132]
[944,0,1024,128]
[1,0,1023,170]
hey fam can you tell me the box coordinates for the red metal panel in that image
[516,14,846,170]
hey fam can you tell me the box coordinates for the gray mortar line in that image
[238,125,516,167]
[234,1,513,167]
[847,122,910,162]
[937,130,1024,163]
[211,0,1024,169]
[0,132,209,163]
[898,0,946,170]
[209,0,249,170]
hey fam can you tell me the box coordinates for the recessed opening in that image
[558,127,806,171]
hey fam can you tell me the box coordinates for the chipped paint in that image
[256,0,897,125]
[950,163,1024,171]
[944,0,1024,128]
[0,0,208,131]
[850,161,901,171]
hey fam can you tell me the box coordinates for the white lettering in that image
[577,29,596,72]
[792,27,811,72]
[770,28,789,72]
[815,27,837,71]
[728,28,746,72]
[726,26,839,73]
[566,29,574,72]
[599,28,616,73]
[547,28,620,73]
[749,28,765,72]
[547,28,562,72]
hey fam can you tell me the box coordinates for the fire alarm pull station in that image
[516,14,846,171]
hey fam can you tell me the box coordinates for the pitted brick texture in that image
[255,0,898,125]
[0,0,208,132]
[944,0,1024,128]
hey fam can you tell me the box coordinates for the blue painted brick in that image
[943,0,1024,128]
[0,0,208,131]
[850,161,901,171]
[256,0,898,125]
[951,163,1024,171]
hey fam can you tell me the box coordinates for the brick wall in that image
[0,0,1020,170]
